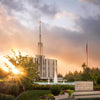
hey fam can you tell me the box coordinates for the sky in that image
[0,0,100,76]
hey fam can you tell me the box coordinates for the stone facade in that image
[73,81,100,99]
[34,55,57,80]
[75,81,93,91]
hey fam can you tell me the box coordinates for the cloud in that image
[27,0,58,17]
[0,0,24,11]
[55,11,78,20]
[0,0,59,29]
[0,6,37,56]
[0,5,85,74]
[75,16,100,66]
[76,16,100,38]
[0,1,100,75]
[28,0,40,8]
[42,14,100,71]
[40,4,58,16]
[80,0,100,5]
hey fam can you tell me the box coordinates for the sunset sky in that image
[0,0,100,76]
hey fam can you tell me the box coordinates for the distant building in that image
[34,21,57,80]
[58,77,63,82]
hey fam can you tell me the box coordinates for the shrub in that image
[94,85,100,90]
[32,84,74,90]
[66,90,74,97]
[59,90,65,95]
[40,93,55,100]
[60,85,74,90]
[0,93,15,100]
[97,78,100,85]
[0,82,23,97]
[32,84,50,90]
[7,84,20,96]
[50,85,61,95]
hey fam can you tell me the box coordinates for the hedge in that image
[94,85,100,91]
[32,84,75,90]
[0,93,15,100]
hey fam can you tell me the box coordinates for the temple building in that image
[34,21,57,80]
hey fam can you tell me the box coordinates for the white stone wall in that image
[75,81,93,91]
[35,55,57,79]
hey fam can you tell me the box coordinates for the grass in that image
[16,90,51,100]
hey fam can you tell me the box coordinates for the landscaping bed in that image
[1,82,100,100]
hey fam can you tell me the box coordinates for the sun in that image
[12,68,19,75]
[0,56,24,75]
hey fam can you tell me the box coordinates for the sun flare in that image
[0,56,23,75]
[12,68,19,75]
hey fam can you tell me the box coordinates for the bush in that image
[66,90,74,97]
[97,78,100,85]
[0,93,15,100]
[40,94,55,100]
[50,85,61,95]
[7,84,20,96]
[32,84,74,90]
[32,84,50,90]
[94,85,100,90]
[0,82,23,97]
[60,85,74,90]
[59,90,65,95]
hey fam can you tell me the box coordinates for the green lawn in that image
[16,90,51,100]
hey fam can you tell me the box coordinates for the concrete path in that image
[54,93,75,100]
[60,98,75,100]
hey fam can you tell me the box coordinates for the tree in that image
[0,68,8,79]
[6,50,39,90]
[82,63,86,70]
[64,71,75,82]
[73,71,81,81]
[58,73,63,78]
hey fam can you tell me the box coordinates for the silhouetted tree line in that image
[64,63,100,85]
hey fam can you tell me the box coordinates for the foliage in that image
[59,90,74,97]
[60,85,74,90]
[64,63,100,85]
[16,90,50,100]
[6,49,39,90]
[66,90,74,97]
[40,93,55,100]
[58,73,63,78]
[94,85,100,90]
[7,83,20,96]
[0,93,15,100]
[32,84,50,90]
[32,84,74,90]
[50,85,61,95]
[59,90,65,95]
[0,82,22,97]
[0,68,9,79]
[64,71,82,82]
